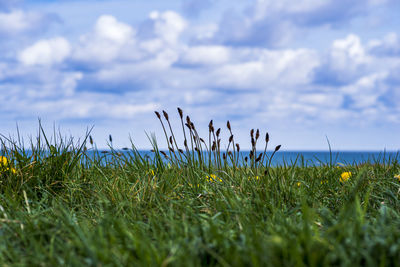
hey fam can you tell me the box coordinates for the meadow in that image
[0,108,400,266]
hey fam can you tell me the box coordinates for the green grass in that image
[1,110,400,266]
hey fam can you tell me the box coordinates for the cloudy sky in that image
[0,0,399,151]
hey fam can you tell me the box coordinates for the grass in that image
[0,108,400,266]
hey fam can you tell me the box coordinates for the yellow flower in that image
[149,169,155,176]
[0,156,8,166]
[0,156,16,174]
[206,174,222,182]
[394,174,400,182]
[340,172,352,183]
[297,182,301,187]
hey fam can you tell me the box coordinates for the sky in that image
[0,0,400,151]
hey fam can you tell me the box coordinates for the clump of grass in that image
[0,110,399,266]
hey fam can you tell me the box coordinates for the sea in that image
[93,150,400,167]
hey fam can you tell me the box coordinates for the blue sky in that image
[1,0,400,150]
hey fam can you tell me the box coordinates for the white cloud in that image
[180,45,230,65]
[18,37,71,66]
[0,9,59,36]
[330,34,370,70]
[73,15,137,64]
[148,11,186,45]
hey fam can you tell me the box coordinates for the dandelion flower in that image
[340,172,352,183]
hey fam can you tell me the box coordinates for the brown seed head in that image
[169,136,173,145]
[229,135,233,143]
[275,145,281,152]
[155,111,161,119]
[255,153,262,162]
[208,120,213,132]
[236,143,240,152]
[212,141,216,151]
[178,149,184,153]
[245,156,248,162]
[186,116,191,124]
[185,123,191,129]
[250,129,254,138]
[190,122,195,130]
[265,133,270,143]
[216,128,221,137]
[169,147,174,152]
[251,137,255,147]
[89,135,93,145]
[177,107,183,118]
[249,150,254,158]
[162,110,169,121]
[223,153,227,160]
[184,139,188,147]
[227,120,231,131]
[255,129,260,140]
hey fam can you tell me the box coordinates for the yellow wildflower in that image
[206,174,222,183]
[297,182,301,187]
[0,156,16,174]
[340,172,352,183]
[394,174,400,182]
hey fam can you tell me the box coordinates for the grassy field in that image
[1,109,400,266]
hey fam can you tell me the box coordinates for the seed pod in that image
[249,150,254,158]
[275,145,281,152]
[265,133,270,143]
[229,135,233,143]
[178,149,184,153]
[160,151,167,157]
[245,156,248,162]
[227,120,231,131]
[150,149,155,152]
[169,136,173,145]
[162,110,169,121]
[184,139,188,147]
[255,129,260,140]
[236,143,240,152]
[251,137,255,147]
[177,107,183,118]
[109,134,113,143]
[223,153,227,160]
[216,128,221,137]
[212,141,216,151]
[155,111,161,119]
[190,122,195,130]
[250,129,254,138]
[122,147,129,150]
[186,116,191,124]
[185,123,191,129]
[89,135,93,145]
[217,139,221,148]
[255,153,262,162]
[169,147,174,152]
[208,120,213,132]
